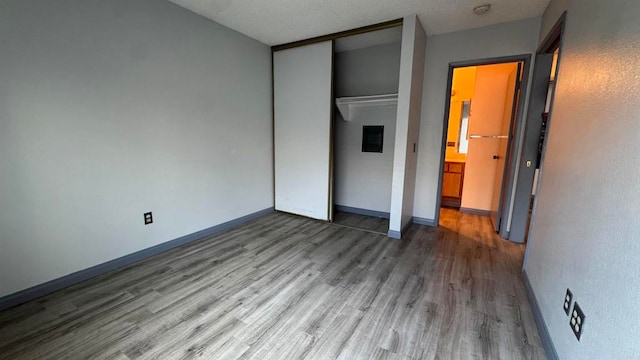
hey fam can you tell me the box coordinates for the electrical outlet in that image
[563,289,573,315]
[144,212,153,225]
[570,302,585,341]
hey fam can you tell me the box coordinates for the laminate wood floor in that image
[332,211,389,235]
[0,209,545,360]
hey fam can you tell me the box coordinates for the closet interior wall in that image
[333,36,402,217]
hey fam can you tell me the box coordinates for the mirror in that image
[457,100,471,154]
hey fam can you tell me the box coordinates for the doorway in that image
[437,56,530,240]
[526,48,558,237]
[512,13,566,246]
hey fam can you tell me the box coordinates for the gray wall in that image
[0,0,272,298]
[334,43,400,213]
[538,0,570,42]
[412,17,541,222]
[334,106,397,213]
[524,0,640,358]
[335,43,401,97]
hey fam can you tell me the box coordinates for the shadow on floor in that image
[332,211,389,235]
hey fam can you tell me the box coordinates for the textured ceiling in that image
[168,0,550,46]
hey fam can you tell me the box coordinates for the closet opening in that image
[331,26,402,234]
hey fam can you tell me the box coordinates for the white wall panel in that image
[389,15,426,237]
[274,41,333,220]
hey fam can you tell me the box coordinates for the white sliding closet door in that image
[274,41,333,221]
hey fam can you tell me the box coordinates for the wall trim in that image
[460,207,491,216]
[0,207,275,312]
[522,270,559,360]
[387,230,402,239]
[335,205,390,219]
[387,218,414,239]
[412,216,437,227]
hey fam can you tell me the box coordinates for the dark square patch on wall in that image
[362,126,384,153]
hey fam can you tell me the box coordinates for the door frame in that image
[511,12,567,245]
[434,54,532,235]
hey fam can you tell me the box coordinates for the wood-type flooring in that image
[0,208,545,359]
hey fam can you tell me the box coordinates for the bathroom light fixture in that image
[473,4,491,15]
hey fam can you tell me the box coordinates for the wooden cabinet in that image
[442,162,465,208]
[442,172,463,198]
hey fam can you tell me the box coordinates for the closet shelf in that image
[335,93,398,121]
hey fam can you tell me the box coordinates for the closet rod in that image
[469,135,509,139]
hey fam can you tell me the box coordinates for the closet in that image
[332,26,402,232]
[273,15,426,238]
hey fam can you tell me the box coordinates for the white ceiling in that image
[168,0,550,46]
